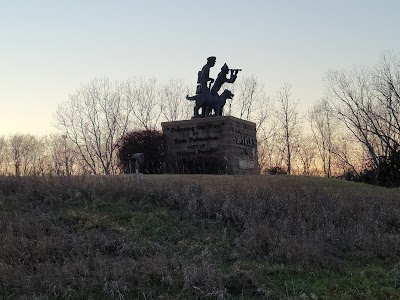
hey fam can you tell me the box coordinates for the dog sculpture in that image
[186,89,234,118]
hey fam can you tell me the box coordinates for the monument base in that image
[162,116,259,175]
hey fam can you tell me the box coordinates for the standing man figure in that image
[196,56,216,95]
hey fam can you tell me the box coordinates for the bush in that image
[115,130,164,174]
[266,166,287,175]
[356,145,400,188]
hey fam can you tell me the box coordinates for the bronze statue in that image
[196,56,216,95]
[211,63,240,96]
[186,89,234,117]
[188,57,241,118]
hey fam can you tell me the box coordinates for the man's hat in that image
[207,56,216,62]
[221,63,229,71]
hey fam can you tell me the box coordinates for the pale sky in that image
[1,0,399,135]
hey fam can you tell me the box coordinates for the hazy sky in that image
[1,0,400,135]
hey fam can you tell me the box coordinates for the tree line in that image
[1,52,399,185]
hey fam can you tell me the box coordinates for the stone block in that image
[161,116,259,175]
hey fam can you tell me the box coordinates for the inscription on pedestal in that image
[162,116,259,174]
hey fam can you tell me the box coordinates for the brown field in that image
[0,175,399,299]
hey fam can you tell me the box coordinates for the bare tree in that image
[325,52,400,169]
[8,134,41,176]
[372,52,400,150]
[309,98,337,177]
[40,134,74,176]
[325,67,382,167]
[56,78,134,175]
[229,75,269,128]
[330,132,366,177]
[33,136,48,175]
[257,127,277,173]
[297,134,317,176]
[274,83,301,175]
[0,136,10,175]
[128,77,163,130]
[160,78,192,121]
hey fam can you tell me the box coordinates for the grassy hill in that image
[0,175,399,299]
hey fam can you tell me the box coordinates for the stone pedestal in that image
[161,116,259,175]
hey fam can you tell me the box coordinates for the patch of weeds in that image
[177,218,240,263]
[226,261,400,299]
[94,201,136,226]
[128,210,182,242]
[2,175,400,299]
[59,210,115,232]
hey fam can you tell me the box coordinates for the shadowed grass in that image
[0,175,399,299]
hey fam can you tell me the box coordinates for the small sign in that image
[239,159,255,170]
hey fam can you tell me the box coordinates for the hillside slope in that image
[0,175,399,299]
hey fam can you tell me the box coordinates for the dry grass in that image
[0,174,399,299]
